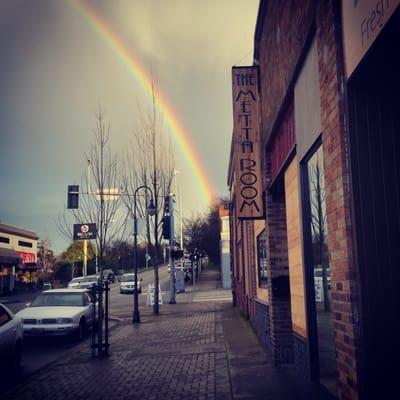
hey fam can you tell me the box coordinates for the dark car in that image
[102,269,115,283]
[0,303,23,372]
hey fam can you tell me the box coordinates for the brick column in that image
[316,2,360,399]
[264,154,294,365]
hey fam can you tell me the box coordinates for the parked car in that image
[120,273,142,294]
[68,275,99,290]
[0,303,23,371]
[102,269,115,283]
[16,289,97,340]
[68,277,82,289]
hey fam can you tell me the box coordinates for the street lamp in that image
[132,186,156,324]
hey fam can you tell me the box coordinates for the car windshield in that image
[81,276,98,282]
[31,292,85,307]
[121,274,135,282]
[70,278,81,283]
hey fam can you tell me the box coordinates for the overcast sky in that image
[0,0,259,253]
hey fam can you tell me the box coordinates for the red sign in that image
[17,251,36,263]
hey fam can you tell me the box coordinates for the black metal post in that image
[132,192,140,323]
[104,279,109,355]
[90,286,96,358]
[132,185,155,324]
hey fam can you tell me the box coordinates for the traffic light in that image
[162,216,171,239]
[67,185,79,209]
[164,195,170,215]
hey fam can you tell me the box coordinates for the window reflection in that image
[308,146,330,312]
[257,230,268,287]
[306,145,337,397]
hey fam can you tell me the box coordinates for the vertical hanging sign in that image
[231,66,264,219]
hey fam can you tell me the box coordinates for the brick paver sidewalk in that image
[2,268,331,400]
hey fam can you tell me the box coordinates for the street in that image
[0,265,170,392]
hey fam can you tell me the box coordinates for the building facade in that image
[0,223,39,294]
[228,1,400,399]
[219,205,232,289]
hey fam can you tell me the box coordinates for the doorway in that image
[347,8,400,399]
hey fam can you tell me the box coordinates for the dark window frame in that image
[0,236,10,244]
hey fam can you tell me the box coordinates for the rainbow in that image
[71,0,215,204]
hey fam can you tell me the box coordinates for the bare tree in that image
[57,109,127,271]
[123,79,175,314]
[309,153,330,311]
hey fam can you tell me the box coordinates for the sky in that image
[0,0,259,254]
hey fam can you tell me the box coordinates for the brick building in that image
[228,1,400,399]
[0,223,39,294]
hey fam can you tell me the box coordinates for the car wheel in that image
[74,319,86,341]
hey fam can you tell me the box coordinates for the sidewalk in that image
[3,267,332,400]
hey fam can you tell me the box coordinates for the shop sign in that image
[73,223,97,241]
[342,0,400,78]
[17,251,36,263]
[231,66,264,219]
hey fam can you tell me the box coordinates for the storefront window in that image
[305,145,337,396]
[257,230,268,287]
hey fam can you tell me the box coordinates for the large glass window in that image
[257,230,268,287]
[304,145,337,396]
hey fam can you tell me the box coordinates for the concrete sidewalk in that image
[2,267,332,400]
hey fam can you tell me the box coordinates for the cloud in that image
[103,0,257,72]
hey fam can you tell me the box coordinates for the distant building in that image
[218,205,231,289]
[0,223,39,294]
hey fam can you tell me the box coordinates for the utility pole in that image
[174,171,184,270]
[168,194,176,304]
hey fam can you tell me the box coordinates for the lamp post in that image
[132,186,156,324]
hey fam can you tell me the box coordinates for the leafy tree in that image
[37,238,56,279]
[183,198,228,265]
[60,241,96,278]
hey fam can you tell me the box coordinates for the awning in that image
[0,248,22,265]
[19,262,39,271]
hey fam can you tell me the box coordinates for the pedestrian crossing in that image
[191,289,232,303]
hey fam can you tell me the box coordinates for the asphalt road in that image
[0,265,171,393]
[109,264,171,317]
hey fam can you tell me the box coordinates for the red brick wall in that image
[316,2,360,399]
[258,0,316,144]
[264,153,294,365]
[245,221,257,324]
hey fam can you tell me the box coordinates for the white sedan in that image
[119,273,142,294]
[0,303,23,371]
[16,289,96,340]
